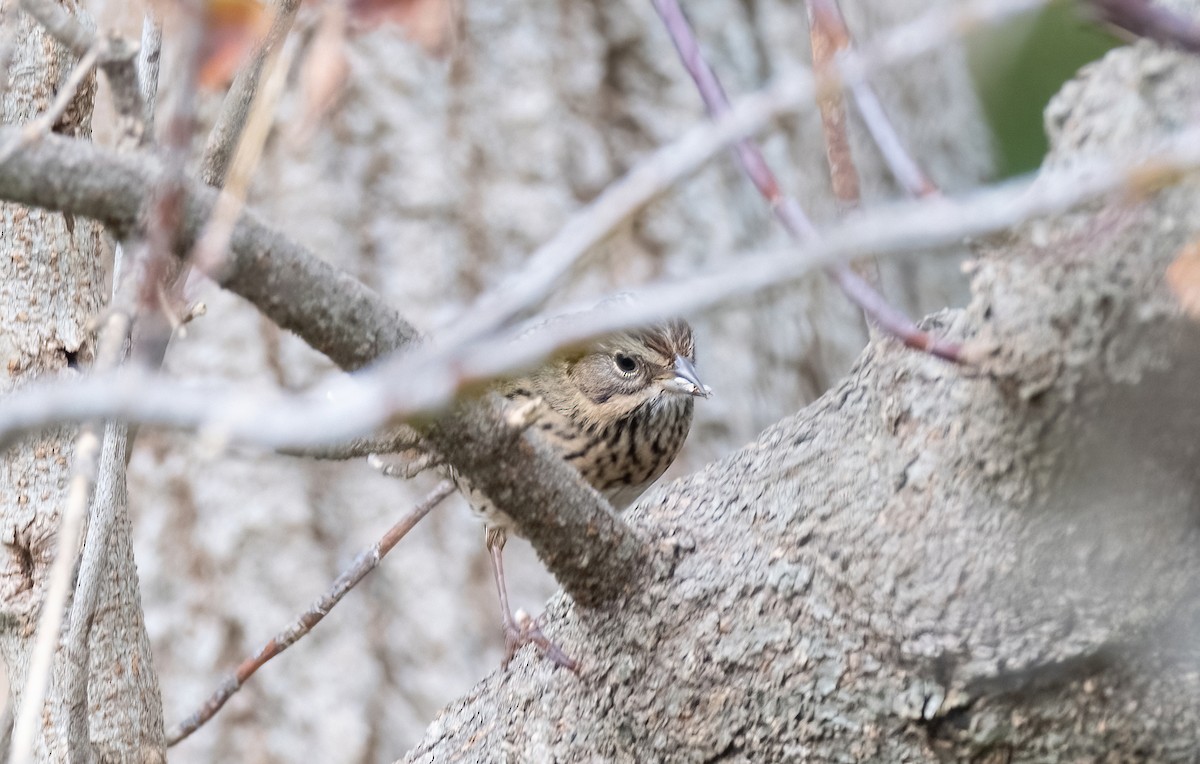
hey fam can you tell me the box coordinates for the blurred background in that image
[969,1,1119,176]
[78,0,1119,760]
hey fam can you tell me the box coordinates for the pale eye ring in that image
[614,353,638,374]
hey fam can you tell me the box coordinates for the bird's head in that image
[562,319,710,421]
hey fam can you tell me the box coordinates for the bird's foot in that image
[502,609,578,673]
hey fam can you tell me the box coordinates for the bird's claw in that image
[503,609,578,673]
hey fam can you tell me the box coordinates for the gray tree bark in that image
[406,30,1200,764]
[0,0,164,760]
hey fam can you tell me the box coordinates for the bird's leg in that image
[485,526,578,672]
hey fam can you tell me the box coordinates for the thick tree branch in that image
[0,129,417,370]
[2,128,1198,612]
[429,406,652,609]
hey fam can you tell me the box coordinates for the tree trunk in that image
[0,1,164,760]
[405,36,1200,764]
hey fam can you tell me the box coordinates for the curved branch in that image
[0,129,417,370]
[0,130,639,604]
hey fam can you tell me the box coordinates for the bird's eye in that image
[614,353,638,374]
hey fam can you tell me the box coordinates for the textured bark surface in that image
[126,1,990,761]
[406,34,1200,764]
[0,1,164,759]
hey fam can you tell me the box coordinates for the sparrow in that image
[451,319,709,669]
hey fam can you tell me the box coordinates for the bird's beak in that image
[666,356,712,398]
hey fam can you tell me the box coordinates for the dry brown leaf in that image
[197,0,271,90]
[349,0,457,55]
[1166,239,1200,319]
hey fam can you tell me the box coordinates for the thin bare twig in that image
[278,429,425,461]
[142,4,203,321]
[811,0,938,198]
[435,0,1050,350]
[652,0,960,360]
[129,0,303,384]
[1087,0,1200,52]
[128,0,302,405]
[192,13,298,276]
[807,0,861,211]
[805,0,882,301]
[1,131,1198,451]
[166,480,455,746]
[201,0,302,187]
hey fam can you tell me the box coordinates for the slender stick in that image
[201,0,302,187]
[1088,0,1200,52]
[652,0,961,361]
[2,124,1199,449]
[436,0,1052,349]
[806,0,882,299]
[810,0,938,198]
[191,14,297,276]
[166,481,455,746]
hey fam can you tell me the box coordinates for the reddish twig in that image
[807,0,860,210]
[652,0,961,361]
[166,480,455,746]
[805,0,880,293]
[652,0,815,236]
[808,0,938,199]
[1087,0,1200,52]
